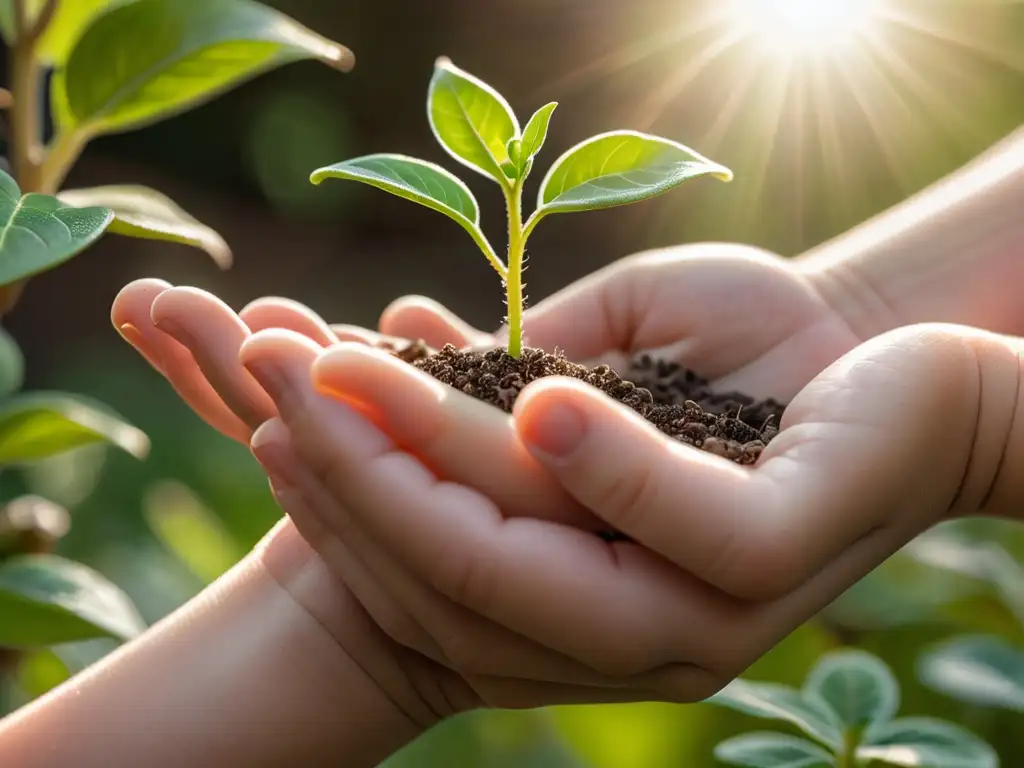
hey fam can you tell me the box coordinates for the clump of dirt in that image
[390,341,786,466]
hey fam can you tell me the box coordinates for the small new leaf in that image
[0,392,149,464]
[714,733,836,768]
[60,0,354,137]
[918,634,1024,712]
[519,102,557,165]
[0,554,145,647]
[506,138,522,167]
[708,679,844,751]
[857,717,997,768]
[537,130,732,216]
[803,649,900,730]
[58,185,231,268]
[427,57,519,184]
[0,170,113,286]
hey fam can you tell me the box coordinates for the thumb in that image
[379,295,491,349]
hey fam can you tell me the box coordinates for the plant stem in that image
[10,4,43,192]
[503,178,525,358]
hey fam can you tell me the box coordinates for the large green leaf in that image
[918,634,1024,712]
[708,679,844,751]
[0,392,149,464]
[58,185,231,268]
[0,326,24,398]
[0,554,145,648]
[0,170,113,287]
[714,733,835,768]
[58,0,354,137]
[857,718,997,768]
[802,650,900,731]
[427,57,519,184]
[535,130,732,216]
[311,154,497,264]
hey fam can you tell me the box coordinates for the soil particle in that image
[390,342,786,467]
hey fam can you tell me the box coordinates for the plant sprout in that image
[310,57,733,358]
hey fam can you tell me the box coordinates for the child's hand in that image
[238,321,1023,707]
[111,278,468,444]
[380,242,868,400]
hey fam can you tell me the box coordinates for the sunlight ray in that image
[634,27,746,131]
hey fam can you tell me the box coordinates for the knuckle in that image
[431,539,499,613]
[593,463,659,531]
[373,604,425,651]
[438,631,485,673]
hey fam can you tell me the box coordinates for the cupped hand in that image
[380,243,869,401]
[239,320,1023,710]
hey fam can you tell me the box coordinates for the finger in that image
[151,287,277,431]
[309,343,602,529]
[245,351,625,686]
[241,339,725,678]
[379,295,490,349]
[112,280,252,443]
[239,297,339,347]
[514,326,980,601]
[251,419,446,663]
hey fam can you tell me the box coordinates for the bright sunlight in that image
[726,0,882,57]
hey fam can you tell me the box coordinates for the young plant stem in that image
[8,0,58,193]
[503,177,526,358]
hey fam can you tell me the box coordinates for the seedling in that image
[709,649,998,768]
[310,57,733,358]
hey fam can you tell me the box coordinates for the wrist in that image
[795,128,1024,341]
[0,521,428,767]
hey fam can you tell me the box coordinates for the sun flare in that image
[727,0,882,57]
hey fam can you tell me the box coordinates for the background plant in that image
[710,649,998,768]
[310,57,732,358]
[0,0,351,710]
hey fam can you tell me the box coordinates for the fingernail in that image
[151,317,193,348]
[244,358,289,401]
[522,400,587,459]
[251,421,294,486]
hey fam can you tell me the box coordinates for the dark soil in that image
[390,341,787,466]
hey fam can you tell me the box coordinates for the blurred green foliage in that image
[2,0,1024,766]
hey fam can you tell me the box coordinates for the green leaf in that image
[17,649,71,699]
[857,717,998,768]
[506,138,522,167]
[708,679,844,751]
[803,650,900,731]
[58,185,231,268]
[311,154,493,257]
[519,102,557,165]
[0,555,145,647]
[59,0,354,137]
[0,170,113,287]
[0,326,25,398]
[918,634,1024,712]
[714,733,835,768]
[39,0,136,64]
[0,392,149,464]
[144,480,244,583]
[427,57,519,184]
[536,130,732,216]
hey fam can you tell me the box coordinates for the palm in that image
[385,245,864,405]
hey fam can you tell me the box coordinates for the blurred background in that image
[2,0,1024,765]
